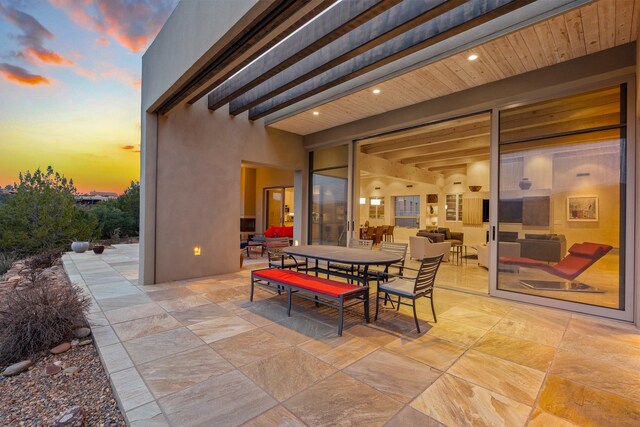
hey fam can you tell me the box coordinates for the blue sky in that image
[0,0,178,193]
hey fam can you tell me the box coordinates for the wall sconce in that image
[359,197,366,204]
[371,198,381,206]
[193,246,201,256]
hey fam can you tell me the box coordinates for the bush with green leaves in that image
[0,167,98,256]
[91,180,139,239]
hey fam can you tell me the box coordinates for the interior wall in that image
[152,98,304,283]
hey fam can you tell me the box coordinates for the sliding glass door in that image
[492,83,633,320]
[309,145,350,246]
[265,187,294,229]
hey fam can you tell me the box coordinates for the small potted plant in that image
[92,243,105,254]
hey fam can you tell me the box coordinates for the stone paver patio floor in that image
[63,244,640,426]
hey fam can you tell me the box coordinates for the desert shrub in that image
[0,281,90,365]
[0,167,98,256]
[91,201,133,239]
[25,249,62,271]
[0,251,18,277]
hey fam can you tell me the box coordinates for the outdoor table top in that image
[284,245,402,266]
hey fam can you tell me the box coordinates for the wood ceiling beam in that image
[231,0,468,116]
[381,137,490,162]
[427,163,470,172]
[401,147,490,165]
[207,0,401,111]
[366,124,490,156]
[155,0,328,115]
[359,112,490,145]
[247,0,534,120]
[418,155,489,169]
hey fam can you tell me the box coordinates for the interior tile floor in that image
[63,245,640,427]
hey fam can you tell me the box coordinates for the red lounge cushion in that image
[264,226,277,238]
[254,269,360,298]
[568,242,612,258]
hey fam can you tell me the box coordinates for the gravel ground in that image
[0,342,125,426]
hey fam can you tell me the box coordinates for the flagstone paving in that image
[63,244,640,427]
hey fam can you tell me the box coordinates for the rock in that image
[53,361,64,367]
[63,366,80,376]
[70,339,80,347]
[44,364,62,376]
[78,339,92,346]
[73,327,91,339]
[50,342,71,354]
[6,275,21,283]
[2,360,32,376]
[52,406,84,427]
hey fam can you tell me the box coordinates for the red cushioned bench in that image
[251,268,369,336]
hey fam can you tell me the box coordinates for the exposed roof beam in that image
[381,136,489,161]
[402,147,490,165]
[228,0,468,116]
[248,0,534,120]
[207,0,401,111]
[366,124,490,157]
[426,163,470,171]
[155,0,329,115]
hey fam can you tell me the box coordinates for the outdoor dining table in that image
[283,245,403,287]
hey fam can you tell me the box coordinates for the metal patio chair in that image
[375,254,443,333]
[265,237,305,270]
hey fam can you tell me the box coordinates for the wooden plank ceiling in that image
[270,0,638,135]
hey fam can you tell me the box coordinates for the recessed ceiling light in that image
[312,111,320,116]
[372,88,381,94]
[468,54,478,61]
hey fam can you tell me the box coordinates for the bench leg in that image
[338,299,344,336]
[364,291,370,323]
[287,288,292,317]
[314,295,320,308]
[413,299,420,333]
[250,276,255,302]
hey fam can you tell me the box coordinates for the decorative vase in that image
[71,241,89,253]
[468,185,482,192]
[92,245,105,254]
[519,178,532,190]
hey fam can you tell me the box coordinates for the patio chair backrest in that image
[379,242,408,263]
[349,239,373,250]
[414,255,443,294]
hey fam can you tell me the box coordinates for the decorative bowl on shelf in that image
[519,178,532,190]
[468,185,482,192]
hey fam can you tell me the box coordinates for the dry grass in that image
[0,280,90,365]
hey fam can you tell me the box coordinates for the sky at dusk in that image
[0,0,179,193]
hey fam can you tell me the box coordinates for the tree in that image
[0,166,98,255]
[92,201,134,239]
[115,181,140,236]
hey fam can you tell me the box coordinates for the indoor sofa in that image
[409,236,451,262]
[516,234,566,263]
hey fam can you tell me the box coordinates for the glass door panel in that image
[496,85,628,313]
[310,145,349,246]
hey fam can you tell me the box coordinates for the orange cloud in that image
[50,0,178,53]
[0,63,49,86]
[121,145,134,150]
[24,47,74,66]
[1,6,73,67]
[95,36,110,46]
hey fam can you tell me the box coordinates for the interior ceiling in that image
[360,112,490,172]
[269,0,638,135]
[359,84,620,172]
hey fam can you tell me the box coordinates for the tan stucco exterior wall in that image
[152,99,304,284]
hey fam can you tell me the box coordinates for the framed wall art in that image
[567,195,598,221]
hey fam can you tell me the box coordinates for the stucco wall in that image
[152,99,304,283]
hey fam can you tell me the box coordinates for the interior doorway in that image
[356,112,491,294]
[265,187,294,229]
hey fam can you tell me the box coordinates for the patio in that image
[63,244,640,426]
